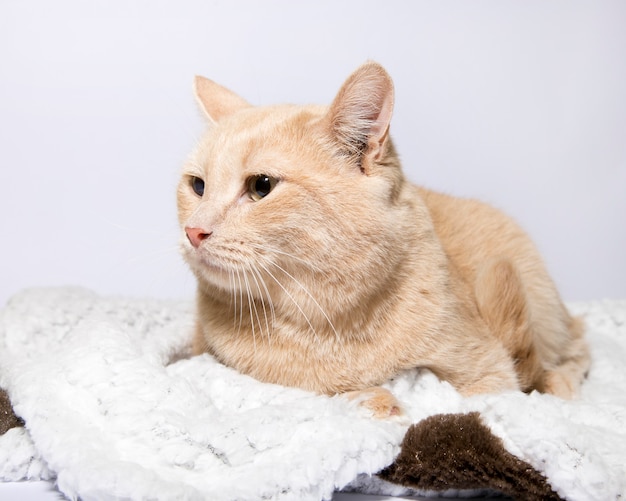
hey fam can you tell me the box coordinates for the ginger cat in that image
[177,62,589,416]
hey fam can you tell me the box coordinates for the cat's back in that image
[413,186,548,287]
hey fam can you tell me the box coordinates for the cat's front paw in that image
[345,386,405,420]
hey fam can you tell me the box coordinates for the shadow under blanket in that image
[1,288,625,500]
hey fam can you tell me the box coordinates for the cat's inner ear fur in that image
[326,62,395,173]
[194,76,251,124]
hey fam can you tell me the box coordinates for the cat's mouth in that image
[190,252,231,277]
[184,245,251,292]
[197,257,227,274]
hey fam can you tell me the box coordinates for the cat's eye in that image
[247,175,278,201]
[190,176,205,197]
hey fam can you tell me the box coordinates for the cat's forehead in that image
[194,104,327,173]
[226,103,325,131]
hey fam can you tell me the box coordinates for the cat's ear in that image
[193,76,251,124]
[326,62,394,172]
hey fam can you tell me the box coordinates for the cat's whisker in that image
[244,265,263,342]
[229,268,237,332]
[256,267,277,332]
[248,265,272,344]
[255,265,276,342]
[271,262,340,341]
[248,243,325,275]
[239,266,254,350]
[235,266,245,337]
[258,263,320,342]
[241,265,260,352]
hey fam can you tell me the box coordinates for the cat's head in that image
[177,62,409,317]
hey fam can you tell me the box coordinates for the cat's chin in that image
[190,261,233,292]
[189,258,263,298]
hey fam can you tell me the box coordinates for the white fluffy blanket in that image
[1,288,625,500]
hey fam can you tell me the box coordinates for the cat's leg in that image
[475,257,590,398]
[474,257,545,392]
[446,350,520,396]
[344,386,404,419]
[542,315,590,398]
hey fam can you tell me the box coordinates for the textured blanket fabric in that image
[380,412,562,500]
[0,388,23,435]
[1,288,625,500]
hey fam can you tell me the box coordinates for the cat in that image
[177,62,590,417]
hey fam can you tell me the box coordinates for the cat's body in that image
[178,63,589,410]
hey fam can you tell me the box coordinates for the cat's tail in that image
[474,258,545,393]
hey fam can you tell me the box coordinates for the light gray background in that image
[1,0,625,307]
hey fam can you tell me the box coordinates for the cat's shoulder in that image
[408,184,525,245]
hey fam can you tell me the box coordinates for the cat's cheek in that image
[180,237,197,262]
[236,193,254,206]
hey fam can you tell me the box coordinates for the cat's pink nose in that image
[185,227,212,248]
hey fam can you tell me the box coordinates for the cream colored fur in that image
[177,62,589,415]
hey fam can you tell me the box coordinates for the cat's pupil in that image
[248,175,277,201]
[254,176,272,198]
[191,176,205,197]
